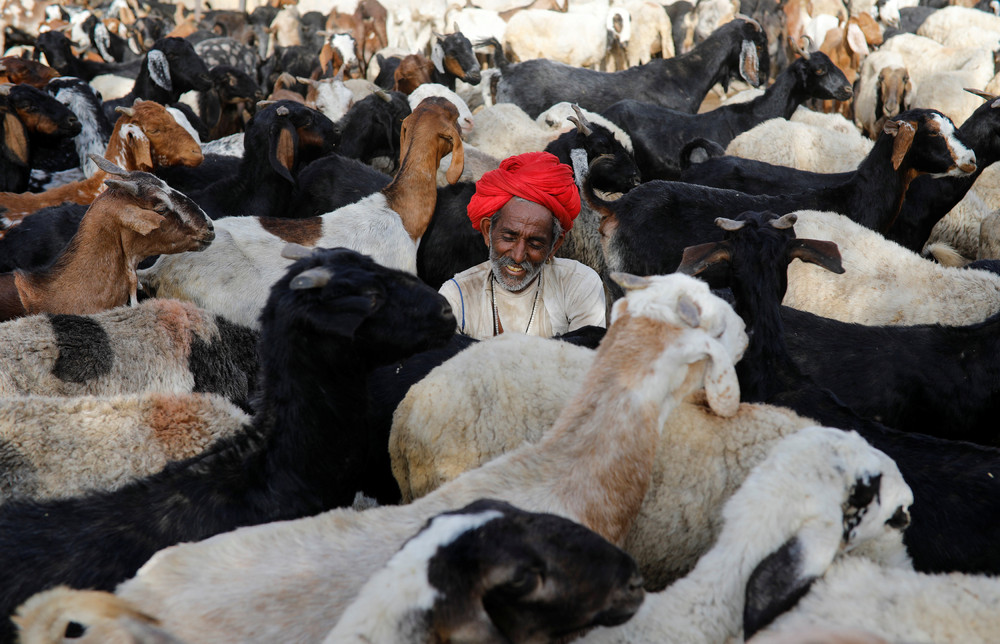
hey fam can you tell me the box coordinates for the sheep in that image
[406,82,474,134]
[325,499,644,643]
[501,8,622,70]
[13,587,188,644]
[487,16,769,118]
[601,46,852,180]
[0,246,459,643]
[0,82,82,193]
[677,210,1000,576]
[915,5,1000,47]
[618,0,675,67]
[576,426,912,643]
[725,114,873,172]
[0,392,250,503]
[141,97,463,328]
[0,100,204,222]
[784,209,1000,325]
[111,271,748,643]
[464,102,561,160]
[754,546,1000,642]
[0,157,213,322]
[586,109,976,288]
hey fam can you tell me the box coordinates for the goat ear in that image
[444,130,464,185]
[743,536,820,639]
[3,112,29,165]
[687,331,741,417]
[787,239,845,274]
[845,22,869,57]
[125,127,154,172]
[146,48,172,91]
[677,241,732,276]
[610,272,651,291]
[319,42,335,76]
[738,39,760,87]
[431,40,446,74]
[269,119,298,184]
[885,119,916,170]
[120,206,166,235]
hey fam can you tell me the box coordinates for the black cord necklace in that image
[491,271,541,337]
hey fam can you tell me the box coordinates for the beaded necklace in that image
[491,271,541,336]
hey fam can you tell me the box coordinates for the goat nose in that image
[887,506,910,530]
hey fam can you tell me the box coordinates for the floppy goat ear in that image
[444,126,465,185]
[787,239,845,274]
[884,118,917,170]
[146,48,172,91]
[677,241,732,276]
[681,329,742,417]
[118,204,166,236]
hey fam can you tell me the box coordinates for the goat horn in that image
[610,271,651,291]
[372,87,392,102]
[296,76,319,87]
[965,87,999,101]
[104,178,140,196]
[256,100,277,109]
[276,105,290,116]
[290,266,333,290]
[569,104,593,136]
[281,242,315,260]
[715,217,746,231]
[771,213,798,229]
[115,106,136,117]
[89,153,130,176]
[789,35,810,59]
[735,13,763,31]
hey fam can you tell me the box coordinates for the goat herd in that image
[0,0,999,640]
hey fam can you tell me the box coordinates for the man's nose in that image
[511,241,527,264]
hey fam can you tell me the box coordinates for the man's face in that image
[481,199,565,292]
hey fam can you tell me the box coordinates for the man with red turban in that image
[439,151,606,339]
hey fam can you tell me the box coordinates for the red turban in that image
[467,151,581,232]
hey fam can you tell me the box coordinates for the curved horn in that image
[296,76,319,87]
[372,87,392,102]
[104,178,140,196]
[256,100,277,109]
[290,266,333,290]
[568,104,593,136]
[789,35,811,59]
[715,217,746,231]
[89,153,130,176]
[115,105,136,117]
[735,12,763,31]
[965,87,999,101]
[281,242,315,260]
[771,213,798,229]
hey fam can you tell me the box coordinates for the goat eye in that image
[815,68,826,75]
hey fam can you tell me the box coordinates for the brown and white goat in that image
[817,13,883,117]
[0,100,203,222]
[0,156,214,322]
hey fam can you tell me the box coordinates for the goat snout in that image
[592,570,645,628]
[886,505,910,530]
[464,69,482,84]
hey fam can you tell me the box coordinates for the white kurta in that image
[439,257,607,340]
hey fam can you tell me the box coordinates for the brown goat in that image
[0,100,203,222]
[386,95,464,240]
[817,13,882,117]
[0,58,59,88]
[0,156,215,322]
[392,54,433,95]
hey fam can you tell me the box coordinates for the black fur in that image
[189,317,260,411]
[290,153,391,218]
[49,314,114,383]
[743,537,815,639]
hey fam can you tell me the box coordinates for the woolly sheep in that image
[502,9,620,69]
[725,116,873,172]
[464,102,563,160]
[784,209,1000,325]
[325,499,644,643]
[925,163,1000,259]
[114,272,749,642]
[579,426,913,643]
[0,298,258,405]
[389,333,909,589]
[916,6,1000,48]
[0,393,249,503]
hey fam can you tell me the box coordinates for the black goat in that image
[290,153,392,218]
[602,47,851,180]
[260,45,318,96]
[37,77,114,178]
[33,30,143,81]
[587,109,977,280]
[430,31,481,90]
[487,17,770,118]
[101,38,214,123]
[0,84,81,193]
[886,90,1000,252]
[196,65,264,141]
[186,101,338,219]
[0,246,457,642]
[677,210,1000,577]
[0,202,86,273]
[334,88,410,169]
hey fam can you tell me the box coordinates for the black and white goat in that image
[0,246,457,642]
[602,46,852,180]
[676,210,1000,577]
[485,16,769,118]
[588,109,976,280]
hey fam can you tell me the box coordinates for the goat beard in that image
[489,243,544,293]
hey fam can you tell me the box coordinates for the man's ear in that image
[549,230,567,258]
[480,216,492,248]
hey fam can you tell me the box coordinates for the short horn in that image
[771,213,798,229]
[372,87,392,102]
[103,178,140,196]
[89,153,130,176]
[965,87,999,101]
[290,266,333,290]
[281,242,315,260]
[715,217,746,231]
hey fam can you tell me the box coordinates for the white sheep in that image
[436,141,499,186]
[575,427,913,643]
[925,163,1000,259]
[916,6,1000,48]
[464,102,563,160]
[0,393,248,503]
[0,298,257,403]
[784,209,1000,325]
[200,132,244,157]
[114,272,749,643]
[755,539,1000,641]
[503,9,618,69]
[388,332,909,590]
[725,116,873,172]
[617,0,674,67]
